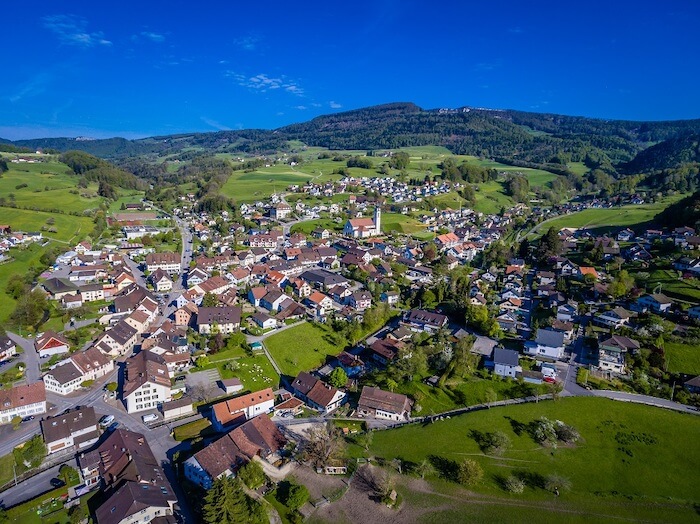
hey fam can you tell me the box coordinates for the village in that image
[0,169,697,524]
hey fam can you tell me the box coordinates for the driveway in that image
[7,332,40,383]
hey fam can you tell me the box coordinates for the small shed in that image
[219,378,244,395]
[162,397,194,420]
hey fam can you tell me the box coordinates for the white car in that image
[142,413,158,423]
[99,414,115,427]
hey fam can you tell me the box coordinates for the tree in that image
[202,292,218,307]
[538,227,562,265]
[203,477,266,524]
[328,367,348,388]
[283,482,310,511]
[238,460,266,490]
[68,504,86,524]
[457,459,483,486]
[59,464,79,486]
[416,458,435,479]
[504,475,525,493]
[301,423,346,468]
[106,382,118,392]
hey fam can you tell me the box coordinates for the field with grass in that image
[469,158,559,187]
[356,397,699,522]
[645,269,700,304]
[290,218,343,235]
[529,197,685,238]
[381,213,429,237]
[665,341,700,375]
[473,181,514,214]
[202,348,280,392]
[265,322,345,377]
[173,418,217,441]
[0,207,94,243]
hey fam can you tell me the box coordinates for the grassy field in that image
[473,181,514,214]
[290,218,343,235]
[469,158,559,188]
[173,418,217,441]
[0,158,104,213]
[381,213,429,237]
[665,341,700,375]
[202,351,280,392]
[0,207,94,243]
[645,269,700,304]
[357,397,699,521]
[265,322,344,377]
[529,197,684,238]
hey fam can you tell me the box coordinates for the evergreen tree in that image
[203,477,266,524]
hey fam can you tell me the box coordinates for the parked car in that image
[142,413,158,423]
[99,414,115,427]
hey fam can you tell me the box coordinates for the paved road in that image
[0,457,78,508]
[8,332,41,383]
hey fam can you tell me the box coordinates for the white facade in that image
[0,399,46,425]
[125,382,172,413]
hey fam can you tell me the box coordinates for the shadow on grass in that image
[504,416,527,436]
[428,455,459,483]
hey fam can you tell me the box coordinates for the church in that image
[344,207,381,238]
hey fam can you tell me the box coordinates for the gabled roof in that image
[534,328,565,348]
[358,386,411,415]
[493,348,519,366]
[212,388,274,427]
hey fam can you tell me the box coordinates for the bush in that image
[457,459,483,486]
[504,475,525,494]
[544,474,572,493]
[238,460,266,490]
[105,382,118,392]
[554,421,580,443]
[531,417,558,446]
[484,431,510,455]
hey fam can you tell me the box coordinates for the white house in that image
[122,352,172,413]
[34,331,70,359]
[493,348,522,378]
[43,347,114,396]
[0,382,47,424]
[635,293,673,314]
[525,329,566,360]
[211,388,275,431]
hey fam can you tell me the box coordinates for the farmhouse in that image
[357,386,412,421]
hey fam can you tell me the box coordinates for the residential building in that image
[145,252,181,274]
[41,406,99,454]
[79,429,177,522]
[492,348,521,378]
[404,309,448,332]
[636,293,673,314]
[290,372,345,413]
[123,351,172,413]
[34,330,70,359]
[210,388,275,431]
[196,306,242,334]
[525,329,566,360]
[357,386,412,421]
[595,306,632,328]
[0,382,46,424]
[598,335,641,374]
[0,336,17,362]
[95,320,138,357]
[184,415,286,490]
[149,269,173,292]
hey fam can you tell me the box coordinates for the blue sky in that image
[1,1,698,139]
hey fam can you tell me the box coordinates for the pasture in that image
[665,341,700,375]
[380,213,429,236]
[356,397,699,522]
[264,322,344,377]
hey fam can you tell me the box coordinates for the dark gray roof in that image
[41,406,98,444]
[493,348,519,366]
[535,328,565,348]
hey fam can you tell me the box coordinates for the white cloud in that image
[42,14,112,47]
[200,117,231,131]
[234,35,260,51]
[294,105,307,110]
[140,31,165,42]
[226,71,305,96]
[329,101,342,109]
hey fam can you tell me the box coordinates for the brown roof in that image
[229,414,287,460]
[197,306,241,327]
[358,386,411,415]
[291,372,317,396]
[306,380,340,408]
[123,351,170,397]
[197,275,230,293]
[212,388,274,427]
[41,406,98,445]
[0,382,46,411]
[370,338,403,361]
[145,252,180,265]
[191,431,247,480]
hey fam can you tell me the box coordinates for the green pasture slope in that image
[360,397,699,522]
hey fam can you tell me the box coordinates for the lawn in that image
[645,269,700,304]
[202,348,280,392]
[220,168,313,202]
[665,341,700,375]
[380,213,428,236]
[265,322,345,377]
[290,218,343,235]
[0,451,16,487]
[173,418,217,441]
[472,181,514,214]
[530,196,685,237]
[358,397,700,521]
[0,207,94,242]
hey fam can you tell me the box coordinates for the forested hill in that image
[621,133,700,173]
[655,190,700,228]
[4,103,700,172]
